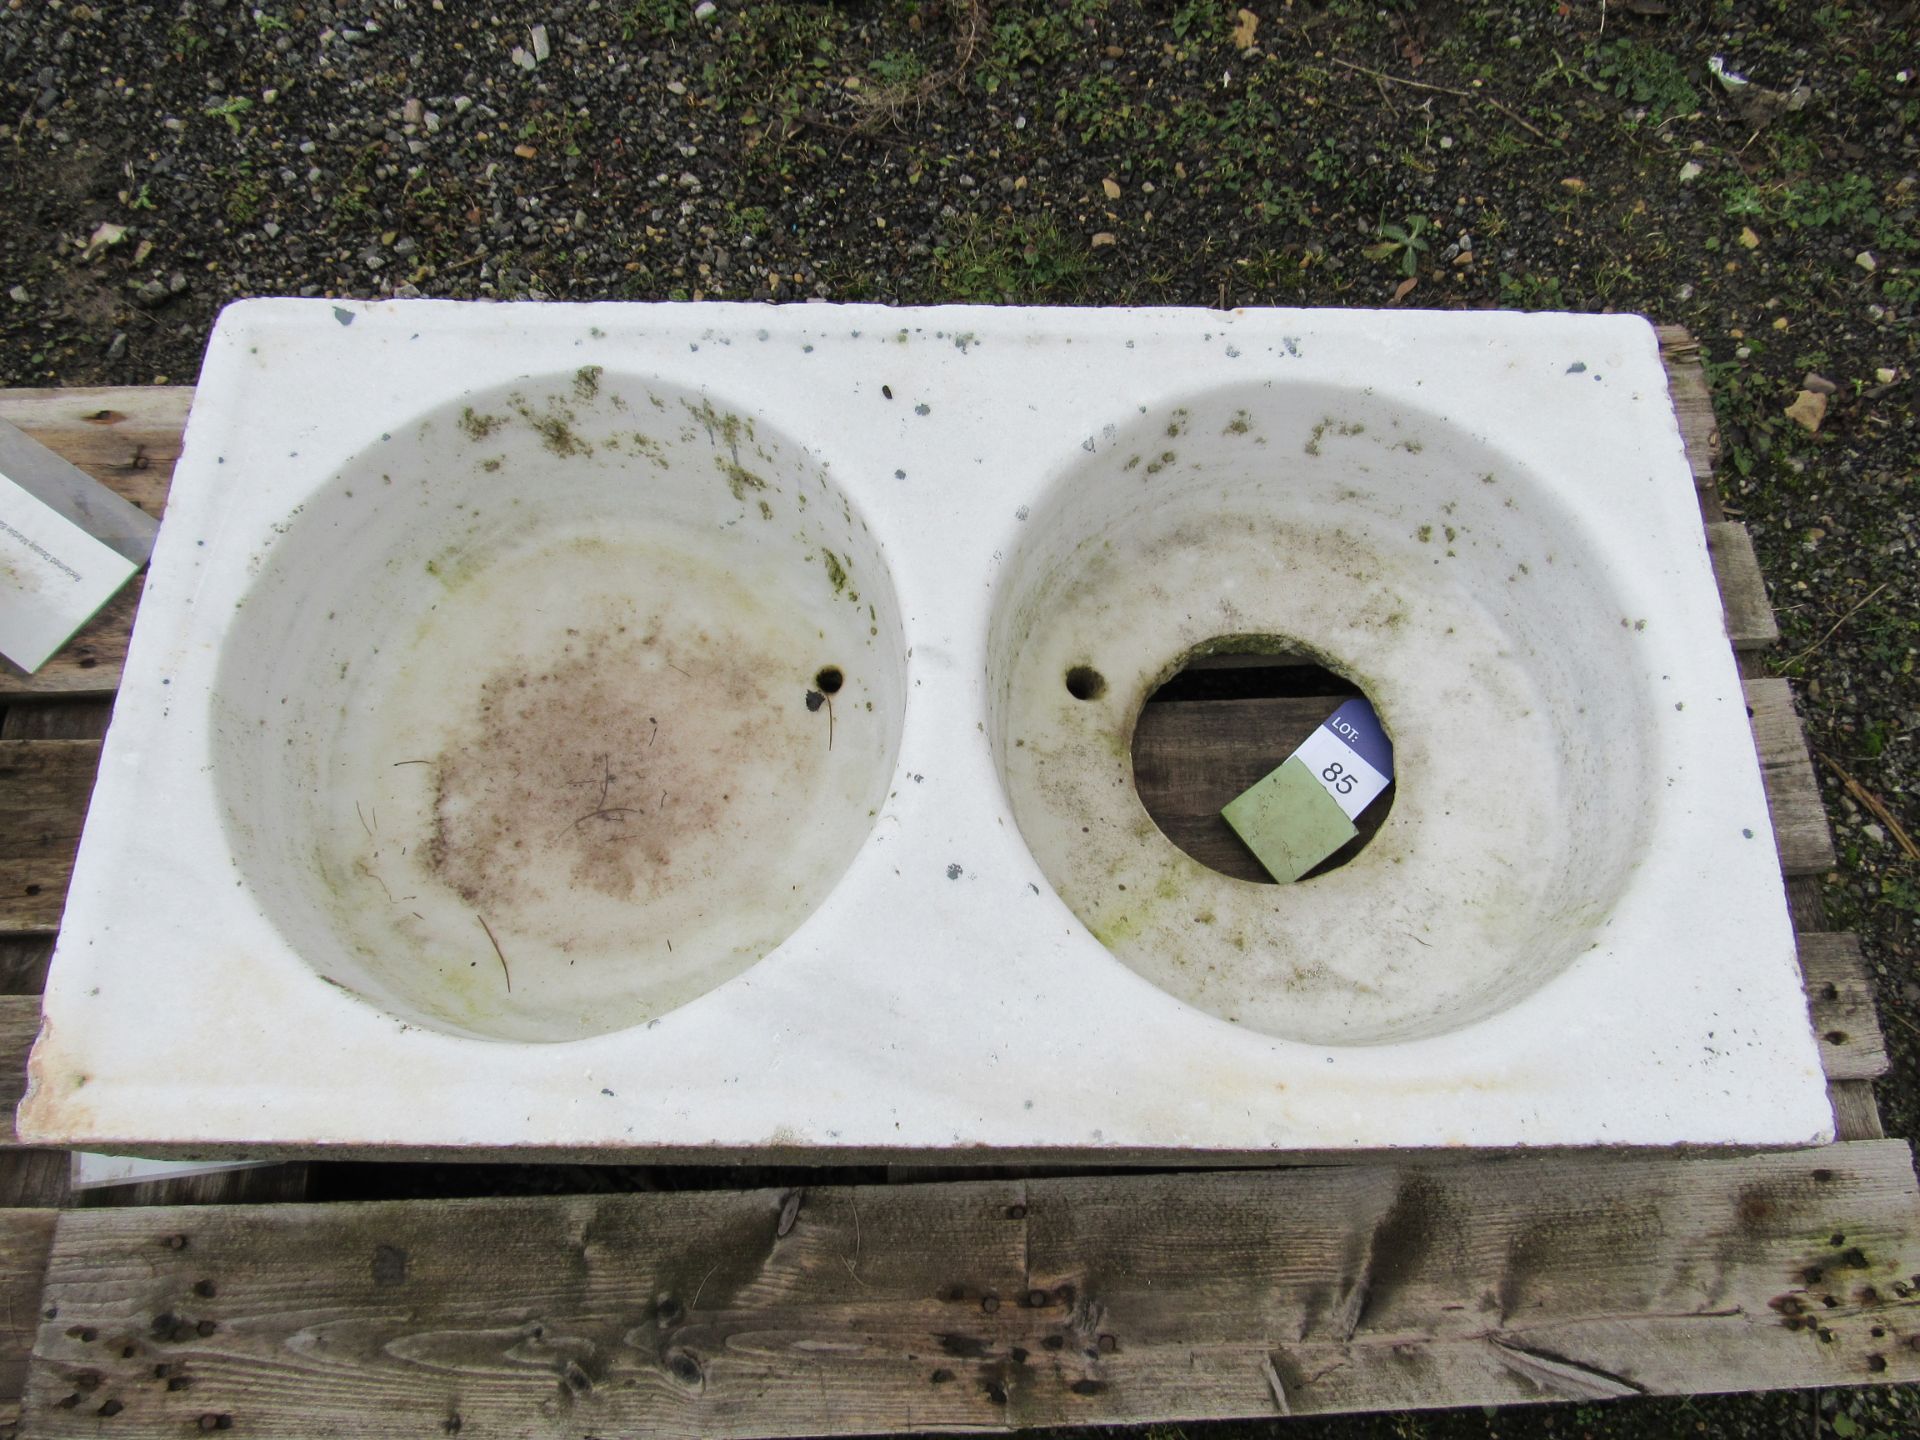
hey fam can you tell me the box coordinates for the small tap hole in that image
[1065,665,1106,701]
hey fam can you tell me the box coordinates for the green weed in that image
[204,96,254,135]
[1498,270,1567,309]
[1365,215,1431,277]
[933,212,1089,304]
[1589,39,1699,120]
[978,8,1088,93]
[868,52,927,86]
[224,173,268,225]
[619,0,685,40]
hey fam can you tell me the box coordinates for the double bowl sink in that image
[16,302,1831,1159]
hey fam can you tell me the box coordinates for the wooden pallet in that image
[0,329,1911,1437]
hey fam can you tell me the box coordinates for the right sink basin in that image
[990,379,1662,1045]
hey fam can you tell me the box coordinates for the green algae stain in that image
[529,411,588,457]
[684,397,754,453]
[459,407,502,440]
[821,549,849,596]
[630,433,669,469]
[508,393,591,457]
[716,456,767,503]
[1304,417,1366,456]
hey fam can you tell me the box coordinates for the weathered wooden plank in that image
[1802,934,1888,1082]
[0,743,101,936]
[24,1178,1032,1437]
[1830,1083,1887,1143]
[1655,325,1719,495]
[1786,873,1831,938]
[0,388,188,519]
[1132,696,1325,883]
[1183,650,1316,671]
[0,580,144,702]
[1132,696,1392,883]
[0,716,74,1216]
[1706,521,1780,651]
[18,1143,1920,1436]
[0,386,187,702]
[0,997,41,1140]
[1746,679,1839,877]
[1017,1143,1920,1424]
[0,940,52,998]
[0,1209,56,1432]
[0,1156,69,1212]
[0,706,112,743]
[0,708,110,972]
[1134,697,1327,805]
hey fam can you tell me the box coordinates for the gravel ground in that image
[2,1,1916,1435]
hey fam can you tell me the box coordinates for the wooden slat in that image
[0,940,52,998]
[18,1143,1920,1436]
[1746,678,1838,877]
[1706,521,1781,650]
[0,998,37,1137]
[0,388,188,519]
[1802,934,1889,1082]
[1655,324,1720,494]
[0,1210,56,1433]
[0,1156,70,1212]
[1831,1083,1887,1143]
[1132,696,1329,882]
[1786,873,1831,938]
[0,704,112,971]
[0,386,189,702]
[0,743,101,935]
[0,705,112,743]
[0,582,144,702]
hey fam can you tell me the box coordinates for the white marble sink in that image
[17,301,1831,1159]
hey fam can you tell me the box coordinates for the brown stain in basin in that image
[425,624,794,912]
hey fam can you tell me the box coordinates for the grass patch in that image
[933,212,1090,303]
[1588,38,1699,120]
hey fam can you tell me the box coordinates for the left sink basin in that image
[210,369,905,1042]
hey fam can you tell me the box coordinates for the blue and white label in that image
[1290,698,1394,820]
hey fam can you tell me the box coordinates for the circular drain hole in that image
[1129,646,1395,885]
[1064,665,1107,701]
[815,665,844,695]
